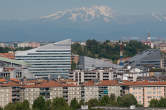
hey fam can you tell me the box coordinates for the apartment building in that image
[83,81,99,102]
[2,78,166,108]
[69,69,114,84]
[122,81,166,107]
[67,85,81,104]
[97,80,121,98]
[0,80,21,107]
[23,87,40,105]
[17,42,40,48]
[0,87,12,108]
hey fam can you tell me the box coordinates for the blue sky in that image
[0,0,166,20]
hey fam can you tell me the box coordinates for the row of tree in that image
[0,94,138,110]
[0,47,32,53]
[87,94,139,109]
[1,97,77,110]
[72,40,150,62]
[149,97,166,107]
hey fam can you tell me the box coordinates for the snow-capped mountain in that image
[152,13,166,22]
[40,6,113,22]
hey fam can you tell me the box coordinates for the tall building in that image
[15,39,71,79]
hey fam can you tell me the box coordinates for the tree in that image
[32,96,46,110]
[110,94,118,106]
[79,99,85,105]
[71,61,76,70]
[70,98,80,110]
[22,100,30,110]
[86,99,99,108]
[117,94,137,107]
[45,100,52,110]
[51,97,71,110]
[71,39,150,63]
[149,99,159,107]
[99,95,110,106]
[4,103,16,110]
[158,98,166,107]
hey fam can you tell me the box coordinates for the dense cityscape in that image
[0,35,166,110]
[1,0,166,110]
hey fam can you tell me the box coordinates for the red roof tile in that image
[83,81,95,86]
[0,53,15,59]
[0,81,20,87]
[0,78,7,82]
[121,81,166,86]
[97,80,119,86]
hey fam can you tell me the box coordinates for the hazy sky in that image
[0,0,166,20]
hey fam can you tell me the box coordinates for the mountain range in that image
[0,5,166,41]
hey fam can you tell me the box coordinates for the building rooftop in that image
[122,80,166,86]
[0,53,15,59]
[0,56,27,66]
[97,80,119,86]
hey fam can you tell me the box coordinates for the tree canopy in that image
[72,40,150,62]
[117,94,137,107]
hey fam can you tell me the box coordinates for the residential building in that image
[0,81,22,107]
[122,81,166,107]
[0,87,12,108]
[15,39,71,79]
[69,69,114,84]
[67,85,81,104]
[160,43,166,53]
[23,87,40,105]
[83,81,99,102]
[17,42,40,48]
[97,80,121,98]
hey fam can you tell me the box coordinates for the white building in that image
[15,39,71,79]
[69,69,114,84]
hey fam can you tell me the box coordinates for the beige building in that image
[83,81,99,102]
[67,86,81,104]
[160,43,166,53]
[50,87,63,100]
[97,80,121,98]
[2,78,166,108]
[0,80,21,108]
[23,87,40,105]
[0,87,12,108]
[122,81,166,107]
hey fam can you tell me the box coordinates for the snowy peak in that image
[40,6,113,22]
[152,13,166,22]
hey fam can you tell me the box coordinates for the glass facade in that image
[15,39,71,79]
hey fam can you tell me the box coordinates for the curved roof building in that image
[15,39,71,79]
